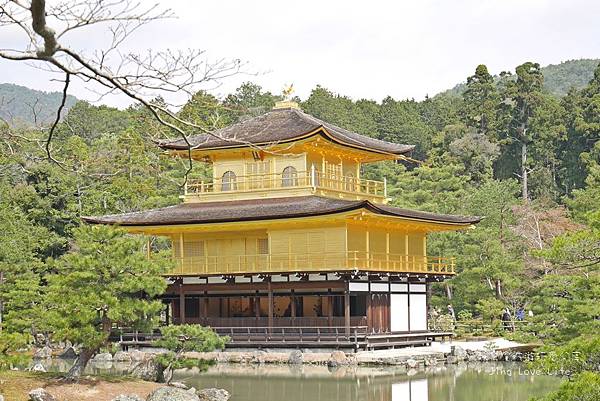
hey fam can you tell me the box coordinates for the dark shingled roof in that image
[159,108,414,155]
[82,196,481,227]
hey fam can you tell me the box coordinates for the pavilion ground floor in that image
[158,272,453,350]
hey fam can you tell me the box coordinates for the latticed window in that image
[345,172,355,191]
[221,171,237,191]
[325,162,342,189]
[257,238,269,255]
[245,161,271,189]
[281,166,298,187]
[184,240,205,260]
[173,238,204,260]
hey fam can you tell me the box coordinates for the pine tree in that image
[43,225,172,380]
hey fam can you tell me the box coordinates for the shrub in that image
[531,372,600,401]
[457,310,473,321]
[154,325,228,353]
[0,332,30,370]
[531,335,600,377]
[151,325,227,383]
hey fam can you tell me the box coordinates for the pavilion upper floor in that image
[159,105,415,205]
[84,196,480,278]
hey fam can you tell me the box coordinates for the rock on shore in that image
[197,388,231,401]
[28,388,56,401]
[146,387,199,401]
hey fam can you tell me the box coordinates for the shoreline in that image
[180,338,532,367]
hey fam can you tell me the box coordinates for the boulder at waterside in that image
[129,350,147,361]
[327,351,348,367]
[33,346,52,359]
[129,358,161,382]
[58,346,78,359]
[30,363,46,372]
[288,350,303,365]
[197,388,231,401]
[113,351,132,362]
[146,387,199,401]
[93,352,113,362]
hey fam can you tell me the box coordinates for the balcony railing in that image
[167,251,455,276]
[184,169,386,199]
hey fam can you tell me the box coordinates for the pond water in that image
[28,359,561,401]
[173,362,561,401]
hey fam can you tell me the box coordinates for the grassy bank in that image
[0,370,161,401]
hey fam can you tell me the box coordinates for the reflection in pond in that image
[174,363,561,401]
[26,359,561,401]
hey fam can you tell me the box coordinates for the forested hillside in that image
[1,60,600,358]
[0,83,77,126]
[2,59,597,128]
[443,58,600,98]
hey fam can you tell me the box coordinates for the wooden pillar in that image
[179,233,185,273]
[366,228,370,269]
[254,291,260,319]
[405,233,410,271]
[339,159,343,189]
[366,281,372,333]
[290,290,296,319]
[268,281,273,333]
[344,281,350,336]
[203,293,209,325]
[385,232,390,269]
[178,281,185,324]
[423,234,427,271]
[327,289,333,327]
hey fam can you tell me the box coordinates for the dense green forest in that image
[1,59,600,395]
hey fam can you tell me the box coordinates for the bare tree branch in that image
[45,72,69,166]
[0,0,257,184]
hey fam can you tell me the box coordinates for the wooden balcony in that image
[167,251,455,276]
[183,170,387,203]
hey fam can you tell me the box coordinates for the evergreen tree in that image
[42,225,172,379]
[460,64,500,139]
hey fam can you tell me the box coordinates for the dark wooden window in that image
[184,297,200,318]
[350,294,367,316]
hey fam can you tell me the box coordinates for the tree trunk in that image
[65,347,95,380]
[521,141,528,202]
[495,279,503,299]
[445,283,453,300]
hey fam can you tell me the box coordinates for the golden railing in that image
[168,251,455,276]
[184,170,386,198]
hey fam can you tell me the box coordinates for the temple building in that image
[84,101,480,349]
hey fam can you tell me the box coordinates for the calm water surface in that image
[173,362,561,401]
[29,359,561,401]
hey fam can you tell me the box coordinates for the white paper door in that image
[390,293,409,332]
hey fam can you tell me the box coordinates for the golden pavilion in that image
[84,101,479,350]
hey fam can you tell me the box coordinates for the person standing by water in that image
[516,307,525,321]
[502,308,514,331]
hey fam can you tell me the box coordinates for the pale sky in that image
[1,0,599,108]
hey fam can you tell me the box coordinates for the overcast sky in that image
[1,0,599,108]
